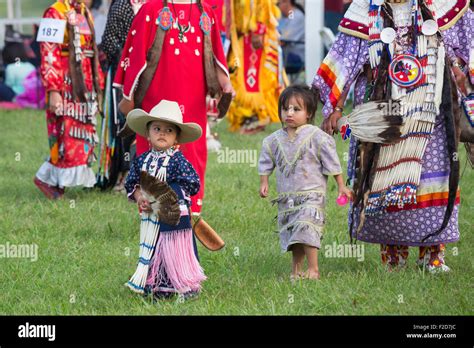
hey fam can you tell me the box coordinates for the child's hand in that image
[260,175,269,198]
[260,183,269,198]
[137,196,153,213]
[338,186,353,202]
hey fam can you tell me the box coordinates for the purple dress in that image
[312,10,473,247]
[258,125,343,252]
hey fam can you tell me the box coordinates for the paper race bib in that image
[37,18,66,43]
[222,37,231,56]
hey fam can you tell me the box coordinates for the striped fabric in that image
[386,171,461,213]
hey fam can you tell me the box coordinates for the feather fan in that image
[338,101,404,144]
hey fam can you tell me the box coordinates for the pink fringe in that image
[146,229,206,293]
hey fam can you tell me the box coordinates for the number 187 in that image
[42,27,58,36]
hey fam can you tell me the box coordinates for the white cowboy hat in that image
[126,100,202,144]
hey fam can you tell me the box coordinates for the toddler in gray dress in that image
[259,85,352,280]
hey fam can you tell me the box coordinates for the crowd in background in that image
[0,0,352,109]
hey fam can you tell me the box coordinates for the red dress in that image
[36,0,104,188]
[114,0,229,213]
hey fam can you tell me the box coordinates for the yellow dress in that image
[225,0,286,132]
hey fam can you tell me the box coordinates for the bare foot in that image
[290,272,305,283]
[303,270,320,280]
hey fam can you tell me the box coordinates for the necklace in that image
[170,0,193,43]
[381,0,424,88]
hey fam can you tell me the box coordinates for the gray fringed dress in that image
[258,125,343,252]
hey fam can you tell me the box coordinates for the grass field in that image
[1,0,54,18]
[0,108,473,315]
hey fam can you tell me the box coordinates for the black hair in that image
[92,0,102,9]
[2,42,28,65]
[290,0,305,15]
[278,84,319,125]
[279,0,305,15]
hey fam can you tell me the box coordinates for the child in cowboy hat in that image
[124,99,207,300]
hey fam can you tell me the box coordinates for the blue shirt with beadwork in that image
[125,149,200,203]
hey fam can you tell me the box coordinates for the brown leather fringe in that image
[84,6,104,113]
[133,0,221,106]
[422,61,460,242]
[373,4,394,101]
[197,0,221,98]
[350,3,395,240]
[133,26,166,108]
[68,23,87,103]
[67,5,103,111]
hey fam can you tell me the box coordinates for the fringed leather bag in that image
[460,93,474,143]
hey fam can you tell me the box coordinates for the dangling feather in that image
[353,142,379,237]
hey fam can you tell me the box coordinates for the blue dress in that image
[125,148,206,295]
[125,148,200,201]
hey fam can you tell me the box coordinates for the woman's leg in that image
[418,244,450,272]
[380,244,409,269]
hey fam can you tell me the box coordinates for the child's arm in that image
[124,154,152,213]
[260,175,269,198]
[258,138,275,198]
[333,174,353,201]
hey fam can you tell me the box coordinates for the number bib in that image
[37,18,67,44]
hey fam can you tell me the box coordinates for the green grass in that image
[1,0,55,38]
[0,0,53,19]
[0,108,473,315]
